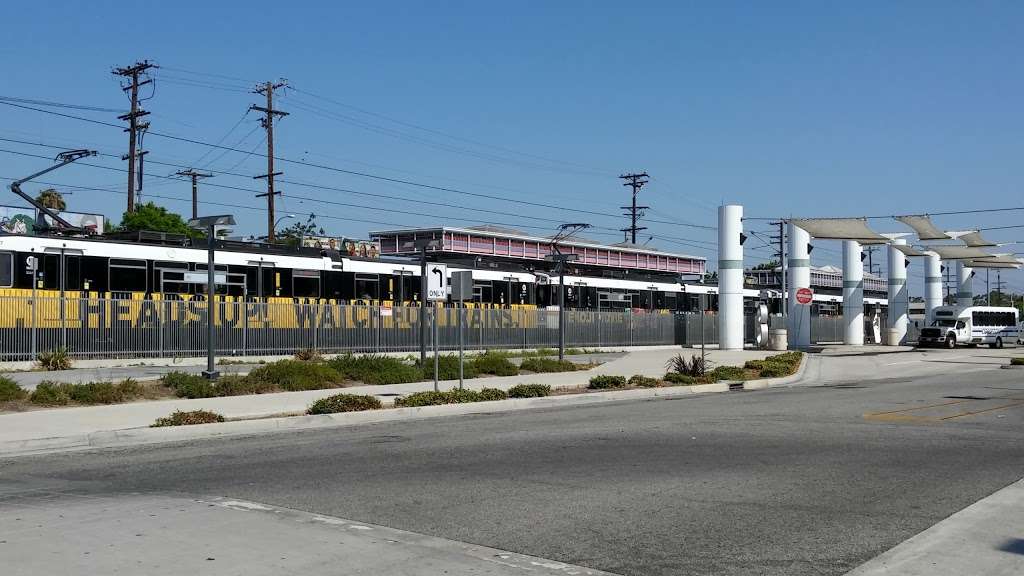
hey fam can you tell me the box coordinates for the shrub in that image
[293,348,322,362]
[744,359,765,371]
[757,363,790,378]
[307,393,382,414]
[508,383,551,398]
[394,387,508,407]
[1011,357,1024,366]
[628,374,660,388]
[63,380,143,405]
[328,354,423,385]
[161,371,217,399]
[152,409,225,427]
[708,365,747,381]
[215,374,277,396]
[246,360,341,391]
[664,372,697,385]
[37,347,72,371]
[520,357,577,373]
[665,353,707,377]
[472,352,519,376]
[29,381,71,405]
[416,354,480,381]
[588,375,627,389]
[0,376,27,401]
[477,387,508,401]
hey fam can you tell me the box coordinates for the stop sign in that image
[796,287,814,305]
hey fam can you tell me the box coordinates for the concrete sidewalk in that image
[847,477,1024,575]
[0,347,781,455]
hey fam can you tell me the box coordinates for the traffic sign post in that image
[425,264,448,391]
[450,271,472,390]
[796,287,814,305]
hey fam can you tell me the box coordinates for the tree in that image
[35,189,66,211]
[277,213,325,247]
[752,259,780,271]
[117,202,192,236]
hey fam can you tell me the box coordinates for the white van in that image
[918,306,1020,349]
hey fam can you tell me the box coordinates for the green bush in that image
[1010,357,1024,366]
[328,354,424,385]
[294,348,323,362]
[472,352,519,376]
[395,387,508,407]
[588,375,627,389]
[477,387,508,401]
[663,372,697,385]
[708,365,748,381]
[743,359,765,371]
[757,363,790,378]
[519,357,577,373]
[416,354,480,381]
[36,347,72,371]
[29,381,71,405]
[161,371,218,399]
[246,360,341,391]
[63,380,143,405]
[215,374,278,396]
[152,409,225,427]
[508,383,551,398]
[307,393,382,414]
[0,376,26,401]
[628,374,660,388]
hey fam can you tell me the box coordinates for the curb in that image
[0,355,809,459]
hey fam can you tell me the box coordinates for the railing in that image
[0,296,678,360]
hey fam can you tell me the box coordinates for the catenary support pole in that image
[887,239,909,345]
[717,204,744,350]
[924,251,942,322]
[786,222,811,347]
[842,240,864,346]
[957,262,974,308]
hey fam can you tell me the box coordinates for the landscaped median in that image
[145,352,805,428]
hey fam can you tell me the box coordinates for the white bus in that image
[919,306,1020,349]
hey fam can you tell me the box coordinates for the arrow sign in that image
[426,263,448,301]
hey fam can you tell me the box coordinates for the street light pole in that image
[188,215,237,380]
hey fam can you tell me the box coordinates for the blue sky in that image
[0,1,1021,293]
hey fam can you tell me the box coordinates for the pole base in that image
[202,370,220,380]
[769,329,788,351]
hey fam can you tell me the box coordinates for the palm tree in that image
[35,189,66,211]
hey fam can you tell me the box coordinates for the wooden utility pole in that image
[176,169,214,219]
[251,80,288,242]
[113,60,157,213]
[619,172,649,244]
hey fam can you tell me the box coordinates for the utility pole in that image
[769,221,787,317]
[994,270,1007,306]
[251,80,288,242]
[864,246,881,277]
[619,173,649,244]
[176,169,214,219]
[113,60,157,213]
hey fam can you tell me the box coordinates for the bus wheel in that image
[945,335,956,349]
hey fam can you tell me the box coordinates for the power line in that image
[0,95,124,114]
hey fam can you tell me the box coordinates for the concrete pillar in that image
[887,239,909,345]
[717,204,744,351]
[924,251,942,322]
[842,240,864,346]
[787,222,811,348]
[957,262,973,308]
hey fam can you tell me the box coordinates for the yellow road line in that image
[940,400,1024,421]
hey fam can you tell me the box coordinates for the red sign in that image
[796,287,814,305]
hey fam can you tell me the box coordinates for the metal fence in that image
[0,296,678,360]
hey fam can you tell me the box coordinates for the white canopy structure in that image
[890,244,929,257]
[790,218,888,244]
[896,215,950,240]
[962,255,1023,269]
[958,230,999,248]
[919,245,994,260]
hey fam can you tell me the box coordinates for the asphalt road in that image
[2,351,1023,575]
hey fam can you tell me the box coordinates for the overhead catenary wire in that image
[0,99,716,230]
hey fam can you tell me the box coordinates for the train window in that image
[80,257,107,292]
[41,254,60,290]
[323,271,346,299]
[109,259,147,293]
[64,256,81,291]
[403,274,420,303]
[473,281,492,304]
[0,252,11,287]
[155,261,190,294]
[293,270,321,298]
[354,274,379,300]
